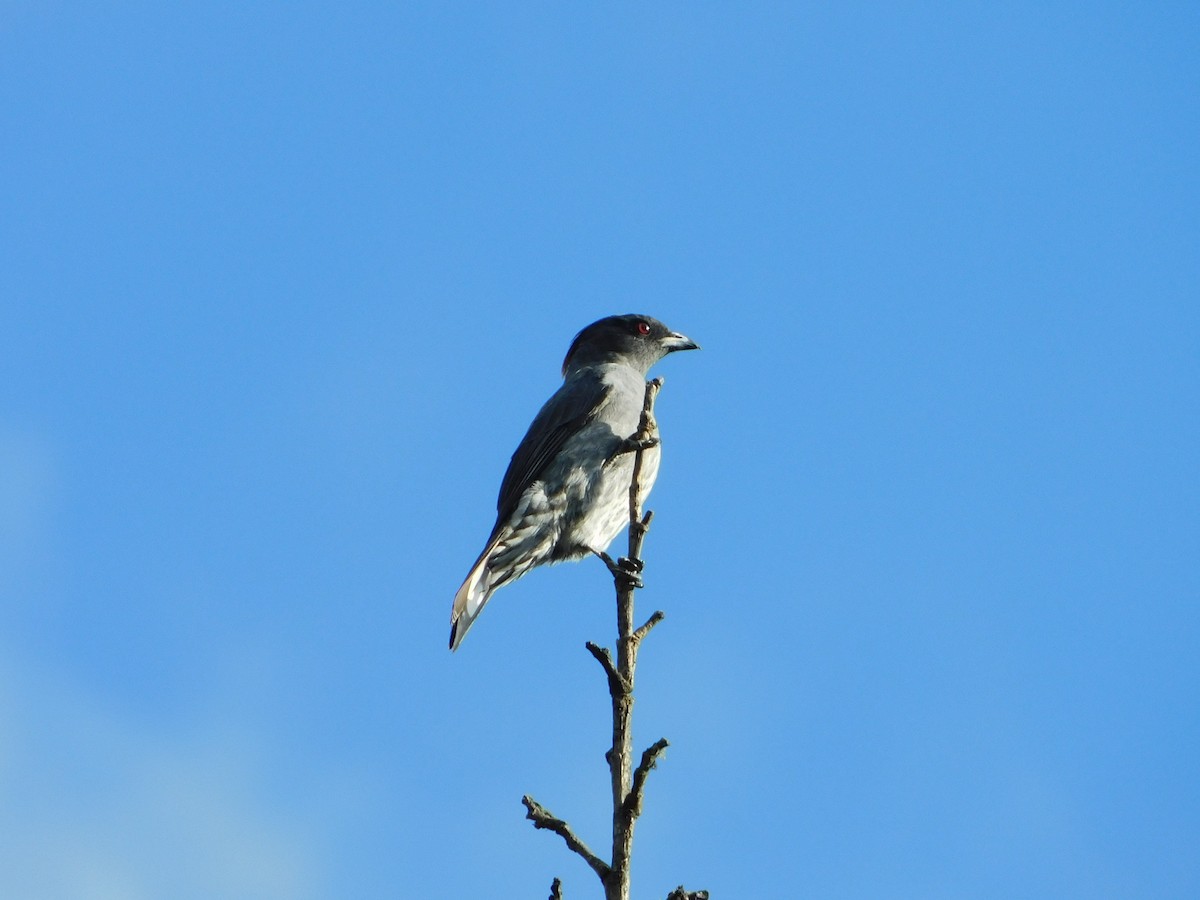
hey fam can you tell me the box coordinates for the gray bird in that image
[450,314,699,651]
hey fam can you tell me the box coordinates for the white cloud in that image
[0,653,323,900]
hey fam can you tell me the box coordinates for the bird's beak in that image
[662,331,700,353]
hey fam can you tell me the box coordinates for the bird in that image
[449,314,699,651]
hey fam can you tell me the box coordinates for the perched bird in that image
[450,314,699,651]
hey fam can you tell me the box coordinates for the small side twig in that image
[522,796,610,883]
[549,877,563,900]
[624,738,669,820]
[586,641,630,695]
[632,610,665,644]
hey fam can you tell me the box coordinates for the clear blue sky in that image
[2,3,1197,898]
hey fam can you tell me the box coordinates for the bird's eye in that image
[636,321,650,335]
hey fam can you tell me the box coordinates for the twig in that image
[522,795,610,882]
[603,378,663,900]
[624,738,669,820]
[632,610,665,645]
[525,378,705,900]
[586,641,630,695]
[627,377,663,527]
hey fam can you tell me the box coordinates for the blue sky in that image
[2,3,1197,897]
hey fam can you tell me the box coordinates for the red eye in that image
[636,321,650,335]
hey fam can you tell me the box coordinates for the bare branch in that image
[624,738,669,821]
[528,377,708,900]
[522,795,610,883]
[627,378,663,527]
[632,610,665,645]
[586,641,629,695]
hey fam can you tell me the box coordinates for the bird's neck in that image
[564,356,651,380]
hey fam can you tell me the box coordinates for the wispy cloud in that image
[0,652,324,900]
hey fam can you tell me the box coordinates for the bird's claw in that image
[592,549,645,589]
[610,435,659,461]
[616,566,644,590]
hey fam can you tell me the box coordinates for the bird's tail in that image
[449,544,498,651]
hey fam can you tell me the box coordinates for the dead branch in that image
[632,610,665,645]
[586,641,630,695]
[624,738,669,821]
[523,378,705,900]
[522,795,610,883]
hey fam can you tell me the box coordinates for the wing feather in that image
[493,369,609,527]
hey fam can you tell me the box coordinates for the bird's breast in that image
[550,419,661,556]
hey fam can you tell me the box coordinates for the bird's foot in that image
[618,556,644,574]
[591,549,645,589]
[609,434,660,460]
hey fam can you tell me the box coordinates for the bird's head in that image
[561,314,700,377]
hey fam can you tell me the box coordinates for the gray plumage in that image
[450,314,699,651]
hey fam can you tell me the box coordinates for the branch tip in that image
[624,738,670,820]
[626,380,662,527]
[633,610,665,644]
[522,796,610,882]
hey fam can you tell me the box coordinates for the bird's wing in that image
[494,369,610,528]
